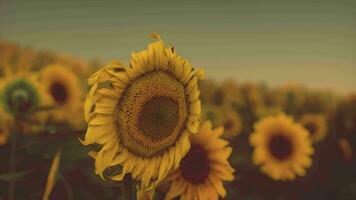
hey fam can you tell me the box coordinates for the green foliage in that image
[0,171,30,182]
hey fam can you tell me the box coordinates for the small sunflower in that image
[215,109,242,139]
[199,79,217,105]
[201,104,221,126]
[299,114,327,143]
[239,82,265,112]
[250,114,314,181]
[332,94,356,137]
[82,34,204,190]
[0,106,12,145]
[39,65,83,126]
[164,121,234,200]
[0,70,47,117]
[338,137,352,161]
[273,84,307,115]
[211,80,241,107]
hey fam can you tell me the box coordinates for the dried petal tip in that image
[150,33,162,41]
[195,68,205,79]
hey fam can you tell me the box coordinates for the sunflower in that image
[299,114,327,143]
[332,94,356,137]
[164,120,234,200]
[215,109,242,139]
[0,106,12,145]
[39,65,83,126]
[137,188,155,200]
[338,137,352,161]
[0,69,48,118]
[211,79,241,107]
[199,79,217,105]
[273,84,307,115]
[250,114,314,181]
[201,104,221,126]
[82,34,204,190]
[239,82,265,112]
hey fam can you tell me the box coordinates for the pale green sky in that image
[1,0,355,93]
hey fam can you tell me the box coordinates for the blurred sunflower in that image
[201,104,221,126]
[250,114,314,181]
[82,34,204,190]
[239,82,265,112]
[0,69,48,118]
[338,137,353,161]
[164,121,234,200]
[137,189,155,200]
[0,106,12,145]
[211,79,241,107]
[303,89,339,113]
[299,114,327,143]
[332,94,356,137]
[273,84,307,115]
[39,65,83,126]
[215,109,242,139]
[199,79,218,105]
[255,106,283,119]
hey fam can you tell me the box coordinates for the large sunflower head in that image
[250,114,314,181]
[164,121,234,200]
[0,106,12,145]
[39,65,83,126]
[0,70,44,117]
[82,34,204,190]
[299,113,327,143]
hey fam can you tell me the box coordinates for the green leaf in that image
[0,170,30,181]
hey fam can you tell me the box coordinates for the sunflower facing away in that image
[0,69,48,118]
[82,34,204,190]
[250,114,314,181]
[164,120,234,200]
[39,65,83,126]
[299,114,327,143]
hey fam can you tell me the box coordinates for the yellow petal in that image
[165,178,186,200]
[111,150,129,166]
[88,116,113,126]
[186,120,199,134]
[208,174,226,197]
[141,158,157,188]
[210,164,234,181]
[189,100,201,115]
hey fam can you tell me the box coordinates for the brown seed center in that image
[180,144,210,184]
[138,96,179,141]
[268,134,293,161]
[50,82,68,104]
[304,122,317,136]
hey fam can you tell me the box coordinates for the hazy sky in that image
[1,0,355,93]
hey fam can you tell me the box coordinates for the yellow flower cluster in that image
[1,34,354,200]
[81,34,234,200]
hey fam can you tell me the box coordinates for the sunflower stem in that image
[8,129,18,200]
[121,176,133,200]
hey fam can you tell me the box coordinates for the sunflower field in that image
[0,35,355,200]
